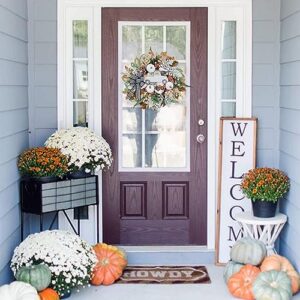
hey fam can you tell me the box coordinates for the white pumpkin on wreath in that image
[121,49,188,110]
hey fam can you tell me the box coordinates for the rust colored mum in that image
[241,168,290,203]
[18,147,69,178]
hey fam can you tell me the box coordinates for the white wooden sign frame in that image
[216,117,257,265]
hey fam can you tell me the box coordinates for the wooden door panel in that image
[102,8,207,245]
[120,220,189,245]
[163,182,189,219]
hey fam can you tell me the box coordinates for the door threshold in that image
[120,245,213,252]
[118,246,215,264]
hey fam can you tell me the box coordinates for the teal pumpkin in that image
[223,261,244,283]
[230,237,266,266]
[16,264,51,292]
[253,270,292,300]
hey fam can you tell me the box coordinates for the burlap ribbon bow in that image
[129,71,145,101]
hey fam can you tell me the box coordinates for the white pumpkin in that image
[146,64,155,73]
[165,81,174,91]
[0,281,39,300]
[146,84,155,94]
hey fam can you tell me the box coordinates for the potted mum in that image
[45,127,113,178]
[241,168,290,218]
[18,147,69,182]
[11,230,97,298]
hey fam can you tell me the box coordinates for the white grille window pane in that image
[122,26,142,61]
[166,26,186,60]
[122,134,142,168]
[145,105,186,132]
[222,62,236,99]
[178,63,186,74]
[73,61,88,99]
[145,26,163,53]
[222,21,236,59]
[73,21,88,58]
[222,102,236,117]
[145,110,159,132]
[145,132,186,168]
[123,108,142,132]
[145,133,159,167]
[73,101,88,127]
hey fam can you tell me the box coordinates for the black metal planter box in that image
[20,175,99,241]
[21,176,98,214]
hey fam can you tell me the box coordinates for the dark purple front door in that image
[102,8,208,245]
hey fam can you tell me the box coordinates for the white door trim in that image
[57,0,252,250]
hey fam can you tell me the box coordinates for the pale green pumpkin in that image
[16,264,51,292]
[230,237,267,266]
[223,261,244,283]
[253,270,292,300]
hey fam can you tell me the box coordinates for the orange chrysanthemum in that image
[240,168,290,203]
[18,147,69,178]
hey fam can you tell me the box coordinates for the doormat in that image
[117,266,211,284]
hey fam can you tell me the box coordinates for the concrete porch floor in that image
[69,265,300,300]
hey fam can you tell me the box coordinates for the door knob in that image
[196,134,205,144]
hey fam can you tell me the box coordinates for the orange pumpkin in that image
[261,254,300,294]
[38,288,60,300]
[228,264,260,300]
[91,243,127,286]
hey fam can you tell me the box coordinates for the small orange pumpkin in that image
[261,254,300,294]
[228,264,260,300]
[91,243,127,286]
[38,288,60,300]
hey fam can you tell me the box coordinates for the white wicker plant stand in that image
[235,212,287,255]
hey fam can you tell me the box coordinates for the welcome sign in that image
[216,117,257,265]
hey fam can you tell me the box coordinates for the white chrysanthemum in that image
[11,230,97,296]
[45,127,113,172]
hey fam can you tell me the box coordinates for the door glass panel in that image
[145,132,186,168]
[73,61,88,99]
[72,20,89,127]
[119,22,190,170]
[222,62,236,99]
[166,26,186,60]
[123,108,142,132]
[73,101,88,127]
[122,26,142,61]
[73,20,88,58]
[222,102,236,117]
[221,21,237,116]
[122,134,142,168]
[145,26,163,53]
[145,105,186,132]
[145,109,159,131]
[222,21,236,59]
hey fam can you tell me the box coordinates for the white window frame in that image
[57,0,252,250]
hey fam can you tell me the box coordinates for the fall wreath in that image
[121,49,188,110]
